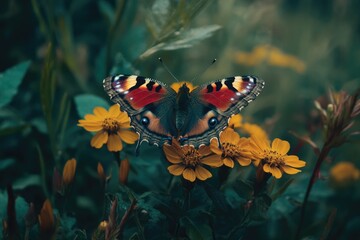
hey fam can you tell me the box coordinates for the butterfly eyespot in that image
[208,117,218,128]
[141,117,150,126]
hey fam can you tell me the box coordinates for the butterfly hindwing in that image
[103,74,177,146]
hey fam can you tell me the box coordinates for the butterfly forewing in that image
[181,76,264,146]
[103,74,177,147]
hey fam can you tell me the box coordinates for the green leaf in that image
[12,175,41,190]
[0,61,31,108]
[74,94,110,118]
[140,25,221,59]
[0,158,15,170]
[182,217,213,240]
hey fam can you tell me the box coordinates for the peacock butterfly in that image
[103,74,264,150]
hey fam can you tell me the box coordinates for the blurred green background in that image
[1,0,359,239]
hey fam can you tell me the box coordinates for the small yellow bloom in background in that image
[234,44,306,73]
[78,104,138,152]
[119,159,130,185]
[98,220,108,231]
[38,199,55,237]
[97,162,106,182]
[228,114,243,128]
[163,139,223,182]
[170,82,196,93]
[250,135,306,179]
[330,162,360,188]
[242,123,268,140]
[62,158,77,186]
[210,128,252,168]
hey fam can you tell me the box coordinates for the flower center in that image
[102,118,120,133]
[263,150,284,167]
[222,142,240,158]
[183,148,201,167]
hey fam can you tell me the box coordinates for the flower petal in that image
[264,164,282,178]
[198,145,212,156]
[220,128,240,145]
[282,165,302,175]
[201,155,223,167]
[228,114,242,128]
[118,130,138,144]
[107,133,123,152]
[84,114,101,121]
[237,157,252,166]
[251,135,270,153]
[284,156,306,167]
[78,123,103,132]
[210,138,222,155]
[271,138,290,155]
[163,144,183,164]
[271,167,282,179]
[223,158,234,168]
[91,131,108,148]
[93,107,108,117]
[108,104,121,117]
[117,112,131,125]
[168,165,185,176]
[183,168,196,182]
[195,165,212,180]
[242,123,268,139]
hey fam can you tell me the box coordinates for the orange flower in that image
[170,82,196,93]
[119,159,130,185]
[78,104,138,152]
[38,199,55,237]
[163,139,222,182]
[62,158,77,186]
[242,123,268,139]
[210,128,252,168]
[250,135,306,179]
[97,162,106,182]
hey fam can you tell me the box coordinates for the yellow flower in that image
[78,104,138,152]
[210,128,252,168]
[170,82,196,93]
[330,162,360,188]
[163,139,222,182]
[62,158,77,186]
[98,220,108,231]
[242,123,268,139]
[250,135,306,179]
[234,44,306,73]
[228,114,243,128]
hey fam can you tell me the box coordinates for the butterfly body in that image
[103,74,264,149]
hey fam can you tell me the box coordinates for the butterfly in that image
[103,74,264,150]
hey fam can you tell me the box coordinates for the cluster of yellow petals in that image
[234,44,306,73]
[163,139,222,182]
[210,128,252,168]
[250,135,306,179]
[330,161,360,188]
[229,114,268,139]
[78,104,138,152]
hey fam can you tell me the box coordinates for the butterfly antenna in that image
[191,58,217,82]
[158,58,179,82]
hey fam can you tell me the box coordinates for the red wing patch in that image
[110,75,168,110]
[199,76,263,112]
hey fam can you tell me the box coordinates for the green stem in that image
[295,142,331,239]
